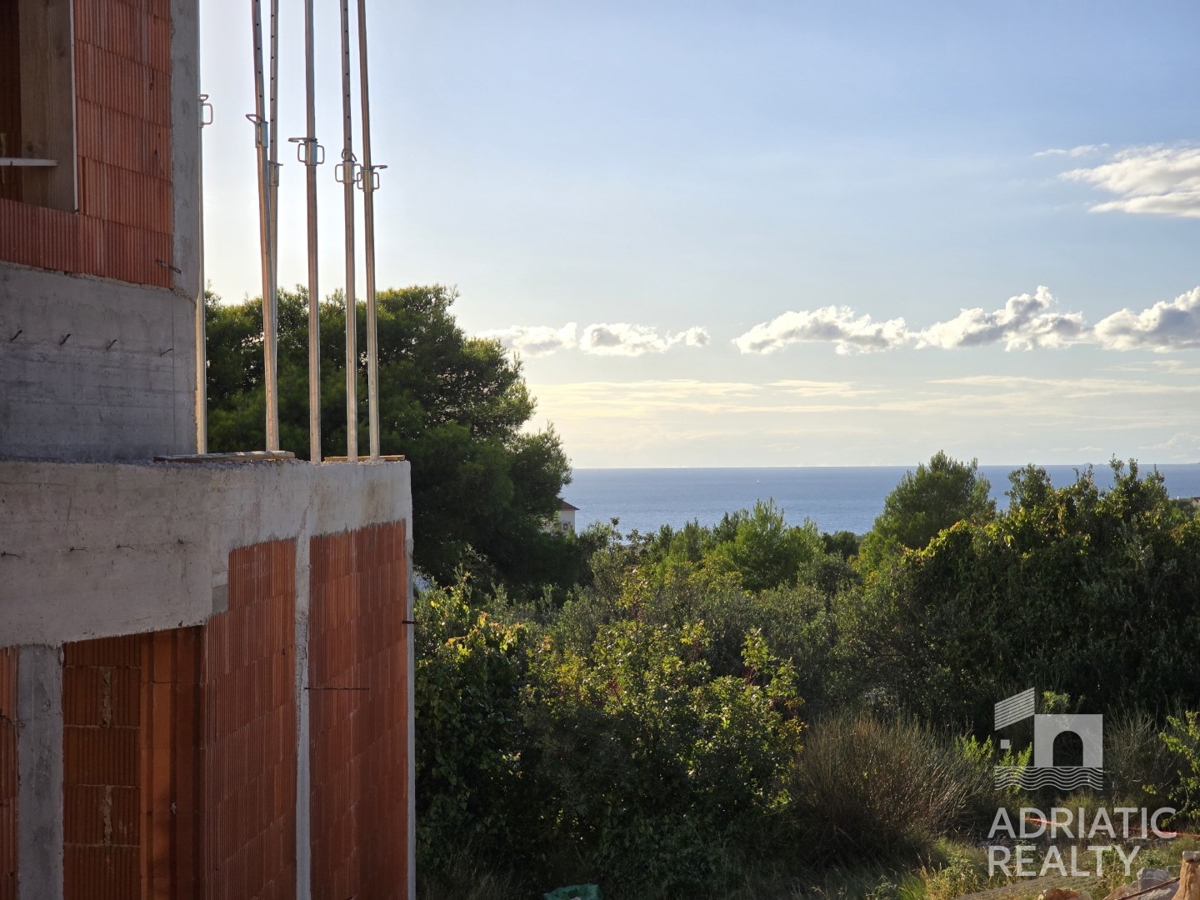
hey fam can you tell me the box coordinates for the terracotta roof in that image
[558,498,578,511]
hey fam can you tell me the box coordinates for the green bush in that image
[525,621,805,893]
[414,582,541,871]
[1160,710,1200,816]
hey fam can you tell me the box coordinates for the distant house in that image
[555,499,579,535]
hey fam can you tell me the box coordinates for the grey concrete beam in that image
[0,459,412,646]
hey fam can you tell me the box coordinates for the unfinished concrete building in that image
[0,0,416,897]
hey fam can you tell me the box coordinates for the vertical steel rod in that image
[356,0,380,459]
[302,0,321,462]
[339,0,358,461]
[195,94,209,454]
[266,0,281,450]
[250,0,279,450]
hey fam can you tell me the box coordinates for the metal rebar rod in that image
[356,0,380,459]
[195,94,210,454]
[250,0,278,451]
[339,0,358,462]
[302,0,321,462]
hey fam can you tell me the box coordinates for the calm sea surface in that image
[565,465,1200,536]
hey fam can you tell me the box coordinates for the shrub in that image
[1160,710,1200,816]
[1105,708,1181,806]
[789,713,978,862]
[414,582,540,869]
[525,621,805,894]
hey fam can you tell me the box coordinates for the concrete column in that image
[16,645,63,900]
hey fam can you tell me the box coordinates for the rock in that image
[1103,866,1177,900]
[1039,889,1081,900]
[1140,870,1173,892]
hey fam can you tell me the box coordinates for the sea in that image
[565,465,1200,537]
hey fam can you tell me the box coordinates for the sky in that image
[199,0,1200,468]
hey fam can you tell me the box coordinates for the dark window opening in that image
[0,0,76,211]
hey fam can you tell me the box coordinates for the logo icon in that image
[993,688,1103,790]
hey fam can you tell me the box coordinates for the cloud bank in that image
[735,287,1090,355]
[1094,287,1200,351]
[732,306,908,355]
[1033,144,1107,159]
[485,289,1200,361]
[1060,144,1200,219]
[912,286,1089,351]
[734,286,1200,355]
[479,322,710,357]
[477,323,579,357]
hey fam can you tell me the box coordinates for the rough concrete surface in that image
[0,458,412,646]
[16,645,63,900]
[0,263,198,461]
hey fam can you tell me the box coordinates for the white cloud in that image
[1062,145,1200,219]
[1139,432,1200,460]
[494,286,1200,362]
[733,306,909,355]
[734,288,1086,355]
[1094,286,1200,351]
[478,323,578,357]
[913,286,1089,351]
[580,323,711,356]
[480,322,710,357]
[1034,144,1107,159]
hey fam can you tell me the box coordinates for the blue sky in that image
[200,1,1200,467]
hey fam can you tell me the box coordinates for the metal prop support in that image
[248,0,280,449]
[289,0,325,462]
[356,0,386,459]
[338,0,359,461]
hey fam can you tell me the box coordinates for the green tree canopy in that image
[706,499,826,592]
[858,450,996,570]
[205,284,576,590]
[837,460,1200,729]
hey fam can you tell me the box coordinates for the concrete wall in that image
[170,0,202,307]
[16,646,63,900]
[0,266,197,461]
[0,648,17,900]
[0,459,412,647]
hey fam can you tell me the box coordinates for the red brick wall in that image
[60,630,202,900]
[202,539,298,900]
[0,648,16,900]
[309,521,410,900]
[0,0,173,285]
[141,629,202,900]
[62,635,144,899]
